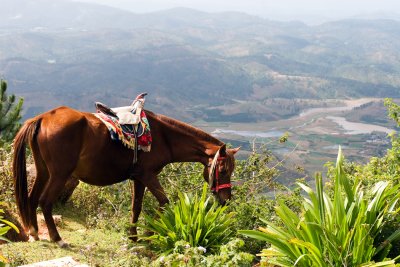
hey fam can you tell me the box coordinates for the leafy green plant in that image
[240,148,400,266]
[135,183,235,255]
[152,238,254,267]
[227,142,303,255]
[0,203,20,267]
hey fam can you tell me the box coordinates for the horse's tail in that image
[13,117,41,229]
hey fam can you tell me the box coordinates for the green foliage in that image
[385,98,400,127]
[69,182,132,231]
[0,144,15,206]
[227,143,303,255]
[151,238,254,267]
[0,132,295,265]
[0,205,20,243]
[240,148,400,266]
[279,132,289,143]
[331,99,400,259]
[0,203,20,266]
[137,140,298,258]
[1,219,153,267]
[0,80,23,142]
[3,98,400,266]
[0,143,22,266]
[136,183,235,255]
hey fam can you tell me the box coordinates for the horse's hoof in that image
[28,235,39,242]
[56,240,69,248]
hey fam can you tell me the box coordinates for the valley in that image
[200,98,396,183]
[1,1,400,184]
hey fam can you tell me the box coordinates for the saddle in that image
[94,93,152,163]
[96,92,146,123]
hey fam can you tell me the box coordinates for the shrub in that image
[0,144,15,206]
[0,203,20,267]
[69,182,132,231]
[136,183,235,255]
[240,148,400,266]
[0,144,26,243]
[151,238,254,267]
[227,144,303,255]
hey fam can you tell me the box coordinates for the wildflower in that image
[159,256,165,263]
[197,246,207,253]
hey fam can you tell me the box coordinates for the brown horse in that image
[13,106,239,247]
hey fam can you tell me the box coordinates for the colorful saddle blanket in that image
[95,110,152,151]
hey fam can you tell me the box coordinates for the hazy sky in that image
[76,0,400,23]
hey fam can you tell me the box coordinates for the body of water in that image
[326,116,394,135]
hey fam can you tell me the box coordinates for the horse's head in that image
[204,144,240,205]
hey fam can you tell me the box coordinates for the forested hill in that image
[1,0,400,121]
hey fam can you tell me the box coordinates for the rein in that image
[209,150,231,193]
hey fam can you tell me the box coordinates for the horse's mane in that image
[146,110,223,146]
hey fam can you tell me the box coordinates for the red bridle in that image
[210,156,232,193]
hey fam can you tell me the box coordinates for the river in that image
[298,98,394,135]
[326,116,393,135]
[211,98,394,137]
[298,98,379,118]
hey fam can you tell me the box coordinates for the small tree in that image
[0,80,23,142]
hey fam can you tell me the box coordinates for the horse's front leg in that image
[129,180,146,241]
[130,174,169,241]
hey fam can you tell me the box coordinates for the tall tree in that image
[0,80,23,142]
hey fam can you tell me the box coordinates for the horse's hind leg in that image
[38,174,69,247]
[27,167,48,241]
[27,141,49,241]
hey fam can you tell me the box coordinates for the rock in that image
[17,256,88,267]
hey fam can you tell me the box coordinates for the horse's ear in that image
[219,144,227,157]
[231,147,241,155]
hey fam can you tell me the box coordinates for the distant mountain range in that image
[1,0,400,121]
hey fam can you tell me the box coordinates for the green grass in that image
[1,211,153,266]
